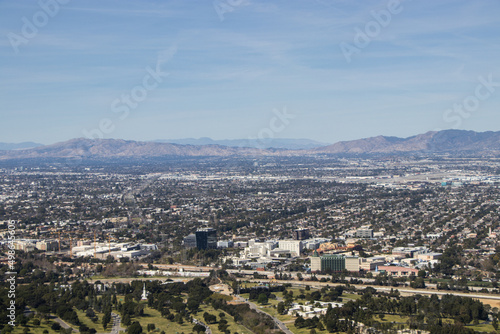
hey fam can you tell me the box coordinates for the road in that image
[86,277,192,284]
[110,312,125,334]
[248,278,500,301]
[49,315,78,332]
[235,296,293,334]
[140,264,499,294]
[193,318,212,334]
[375,287,500,300]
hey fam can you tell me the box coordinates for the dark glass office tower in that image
[195,228,217,250]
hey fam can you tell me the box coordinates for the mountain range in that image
[314,130,500,154]
[153,137,328,150]
[0,142,43,150]
[0,130,499,160]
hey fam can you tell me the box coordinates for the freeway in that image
[143,263,496,291]
[101,263,499,302]
[248,278,500,301]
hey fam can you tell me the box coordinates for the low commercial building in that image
[359,257,385,271]
[376,265,419,277]
[356,228,373,238]
[35,240,59,251]
[14,240,35,252]
[183,234,197,248]
[345,256,360,272]
[288,301,343,318]
[392,246,428,257]
[141,243,158,251]
[217,240,234,248]
[416,252,442,261]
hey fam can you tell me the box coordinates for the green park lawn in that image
[375,313,409,324]
[135,306,194,334]
[133,304,254,334]
[196,304,254,334]
[11,318,53,334]
[341,293,361,301]
[74,308,109,333]
[466,322,495,332]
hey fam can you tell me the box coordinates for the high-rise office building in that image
[293,228,310,240]
[195,228,217,250]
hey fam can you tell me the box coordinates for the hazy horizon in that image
[2,128,498,148]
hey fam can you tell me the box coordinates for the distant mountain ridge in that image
[1,130,499,160]
[154,137,328,150]
[0,142,43,150]
[0,138,271,159]
[313,130,500,154]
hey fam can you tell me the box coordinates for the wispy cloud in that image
[1,0,500,143]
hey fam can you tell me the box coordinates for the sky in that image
[1,0,500,145]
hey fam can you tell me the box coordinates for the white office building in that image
[278,240,303,257]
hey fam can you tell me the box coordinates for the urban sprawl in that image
[1,156,500,334]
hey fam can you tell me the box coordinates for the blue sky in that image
[1,0,499,145]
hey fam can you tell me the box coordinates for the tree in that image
[317,321,325,331]
[203,312,217,324]
[2,325,14,334]
[277,302,285,314]
[51,322,61,331]
[122,313,131,326]
[218,319,228,332]
[102,311,111,329]
[19,315,28,327]
[187,298,200,313]
[193,324,206,334]
[86,308,97,322]
[134,303,145,317]
[295,316,306,328]
[128,322,143,334]
[258,293,268,305]
[147,324,155,332]
[410,277,426,289]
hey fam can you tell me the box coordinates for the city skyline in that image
[1,0,500,145]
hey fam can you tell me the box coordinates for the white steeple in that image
[141,283,148,300]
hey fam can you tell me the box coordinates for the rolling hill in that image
[1,130,499,160]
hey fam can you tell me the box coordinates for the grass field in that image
[376,313,409,324]
[135,306,194,334]
[257,303,330,334]
[196,304,254,334]
[129,303,255,334]
[374,313,495,333]
[11,318,53,334]
[341,293,361,301]
[466,322,495,332]
[74,308,109,333]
